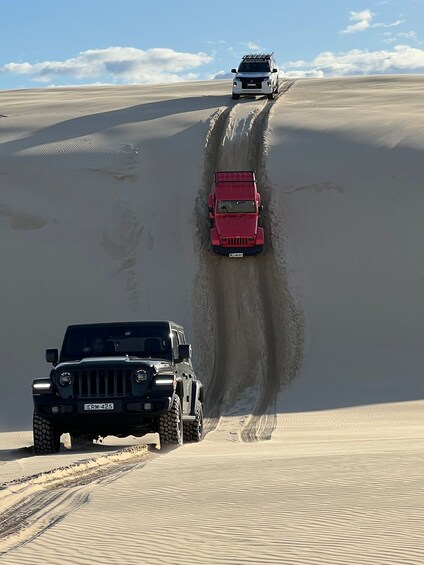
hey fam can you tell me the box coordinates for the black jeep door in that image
[172,329,194,414]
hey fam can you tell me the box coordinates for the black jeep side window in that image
[171,330,179,359]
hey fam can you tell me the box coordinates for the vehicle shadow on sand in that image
[2,95,232,156]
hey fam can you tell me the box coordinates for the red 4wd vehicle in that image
[208,171,264,257]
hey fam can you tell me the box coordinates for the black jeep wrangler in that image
[32,321,204,454]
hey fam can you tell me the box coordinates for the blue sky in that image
[1,0,423,90]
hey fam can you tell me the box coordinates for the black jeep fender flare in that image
[189,381,204,417]
[175,377,184,407]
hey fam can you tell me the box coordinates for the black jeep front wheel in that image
[183,401,204,443]
[159,395,183,447]
[33,411,60,455]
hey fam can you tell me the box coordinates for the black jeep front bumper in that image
[33,393,172,436]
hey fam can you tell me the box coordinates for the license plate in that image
[229,252,244,258]
[247,83,256,87]
[84,403,114,411]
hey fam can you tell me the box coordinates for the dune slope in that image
[0,77,423,563]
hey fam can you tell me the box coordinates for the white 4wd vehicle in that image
[231,53,279,100]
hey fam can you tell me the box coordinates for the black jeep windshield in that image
[217,200,256,214]
[238,62,270,73]
[60,325,172,362]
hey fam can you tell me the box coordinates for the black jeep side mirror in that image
[273,69,278,73]
[46,348,58,365]
[177,343,192,362]
[231,68,237,73]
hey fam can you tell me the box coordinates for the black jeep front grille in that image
[72,368,133,398]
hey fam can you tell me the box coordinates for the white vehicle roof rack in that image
[242,53,274,60]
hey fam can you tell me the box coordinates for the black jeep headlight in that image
[59,371,72,386]
[134,369,148,383]
[154,374,175,387]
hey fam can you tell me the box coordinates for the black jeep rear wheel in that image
[159,395,183,447]
[183,401,204,443]
[33,411,60,455]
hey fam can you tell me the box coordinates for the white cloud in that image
[204,40,227,45]
[212,71,233,80]
[397,31,419,41]
[282,69,325,79]
[383,31,419,44]
[1,47,213,85]
[341,9,405,34]
[373,18,405,29]
[342,10,375,33]
[239,42,264,51]
[285,45,424,76]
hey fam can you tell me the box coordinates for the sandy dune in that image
[1,76,423,563]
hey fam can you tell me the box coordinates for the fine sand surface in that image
[1,76,424,563]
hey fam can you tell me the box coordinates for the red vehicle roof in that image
[214,171,256,182]
[214,183,256,200]
[214,171,257,200]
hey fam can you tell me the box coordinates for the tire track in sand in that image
[0,446,155,555]
[194,80,304,442]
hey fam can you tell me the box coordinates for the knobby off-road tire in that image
[33,411,60,455]
[183,401,204,443]
[159,395,183,447]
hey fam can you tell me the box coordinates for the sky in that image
[0,0,423,90]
